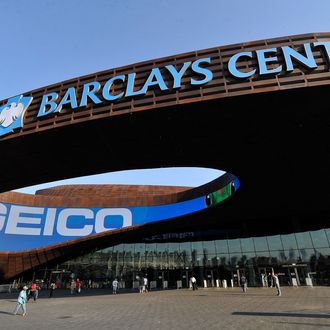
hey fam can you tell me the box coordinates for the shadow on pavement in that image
[232,311,330,319]
[0,311,14,315]
[275,321,330,327]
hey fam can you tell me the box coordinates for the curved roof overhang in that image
[1,32,330,280]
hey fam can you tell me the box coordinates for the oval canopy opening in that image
[14,167,227,194]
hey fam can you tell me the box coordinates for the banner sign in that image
[0,177,239,251]
[1,42,330,137]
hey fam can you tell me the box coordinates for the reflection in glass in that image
[168,243,180,253]
[314,247,330,257]
[180,242,192,254]
[325,229,330,243]
[215,240,229,254]
[267,235,283,251]
[281,234,298,250]
[217,254,229,266]
[156,243,168,252]
[228,239,242,253]
[191,241,203,254]
[295,232,313,249]
[203,241,216,254]
[134,243,145,253]
[58,227,330,287]
[145,243,157,253]
[299,248,315,263]
[113,244,124,253]
[230,253,241,266]
[254,237,268,252]
[240,237,255,252]
[310,230,329,248]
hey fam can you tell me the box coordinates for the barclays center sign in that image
[1,41,330,137]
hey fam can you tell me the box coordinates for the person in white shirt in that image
[190,276,197,290]
[143,276,148,293]
[112,279,119,294]
[272,273,281,296]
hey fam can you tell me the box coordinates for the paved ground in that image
[0,287,329,330]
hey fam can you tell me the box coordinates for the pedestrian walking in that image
[112,278,119,294]
[267,272,273,287]
[138,276,144,293]
[76,278,81,294]
[240,275,247,292]
[143,275,148,293]
[29,282,38,301]
[70,279,76,294]
[13,285,28,316]
[272,273,282,296]
[49,281,56,298]
[190,276,198,290]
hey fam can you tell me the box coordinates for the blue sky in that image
[1,0,330,192]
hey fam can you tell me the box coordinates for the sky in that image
[1,0,330,193]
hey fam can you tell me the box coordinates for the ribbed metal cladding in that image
[1,32,330,141]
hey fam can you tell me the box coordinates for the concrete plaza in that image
[0,287,329,330]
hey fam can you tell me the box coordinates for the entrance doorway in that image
[258,267,274,287]
[181,270,192,288]
[282,264,309,286]
[205,269,216,287]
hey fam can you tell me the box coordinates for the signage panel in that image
[0,177,239,251]
[1,40,330,138]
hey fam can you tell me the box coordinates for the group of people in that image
[240,272,281,296]
[12,272,283,316]
[70,278,82,294]
[137,275,149,293]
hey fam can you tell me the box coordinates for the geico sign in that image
[0,203,132,236]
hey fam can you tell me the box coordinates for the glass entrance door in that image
[205,269,215,287]
[284,265,308,286]
[181,270,192,288]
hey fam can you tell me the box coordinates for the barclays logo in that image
[0,94,33,137]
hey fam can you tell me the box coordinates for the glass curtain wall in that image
[60,228,330,288]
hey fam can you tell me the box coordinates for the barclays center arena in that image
[0,32,329,289]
